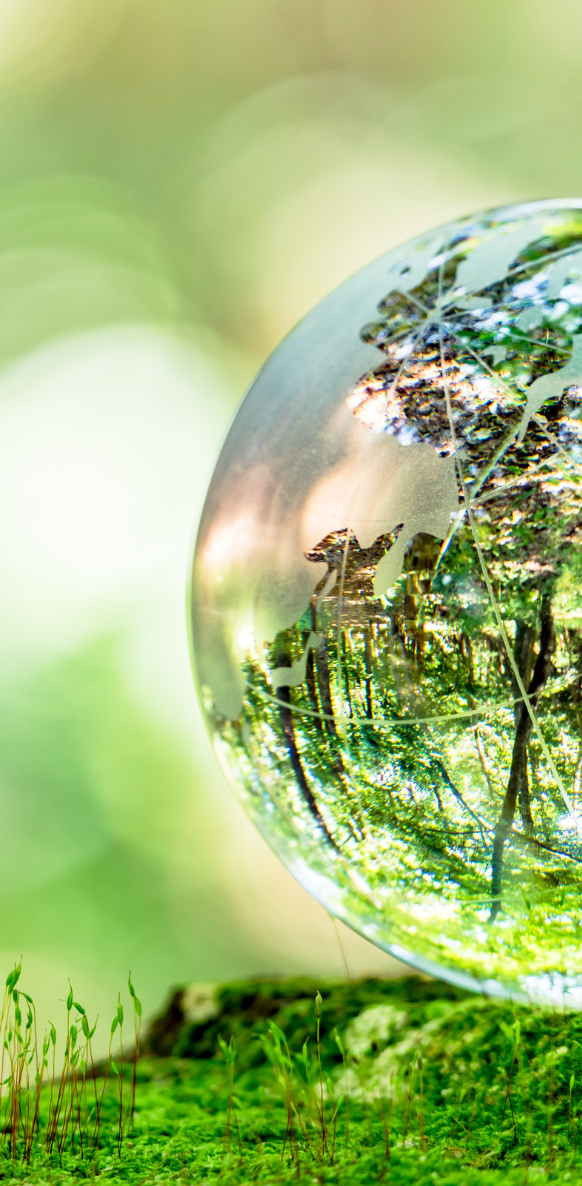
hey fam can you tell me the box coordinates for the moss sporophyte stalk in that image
[0,963,142,1167]
[4,963,582,1184]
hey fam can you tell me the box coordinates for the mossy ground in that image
[2,975,582,1184]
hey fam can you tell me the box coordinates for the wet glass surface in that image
[190,200,582,1004]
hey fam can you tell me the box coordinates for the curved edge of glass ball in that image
[189,197,582,1010]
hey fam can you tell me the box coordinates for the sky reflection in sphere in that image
[191,200,582,1006]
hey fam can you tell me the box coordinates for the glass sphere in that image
[190,199,582,1005]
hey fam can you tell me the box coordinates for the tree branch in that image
[489,591,555,922]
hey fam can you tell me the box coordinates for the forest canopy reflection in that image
[192,201,582,1005]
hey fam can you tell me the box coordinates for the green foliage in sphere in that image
[191,201,582,1004]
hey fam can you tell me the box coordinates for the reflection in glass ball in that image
[190,200,582,1005]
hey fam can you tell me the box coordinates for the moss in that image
[148,973,469,1066]
[3,974,582,1184]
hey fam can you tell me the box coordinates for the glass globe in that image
[189,199,582,1005]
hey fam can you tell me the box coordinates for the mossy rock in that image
[4,974,582,1183]
[146,973,468,1065]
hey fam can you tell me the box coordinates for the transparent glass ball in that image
[190,199,582,1005]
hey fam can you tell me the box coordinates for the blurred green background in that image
[2,0,582,1040]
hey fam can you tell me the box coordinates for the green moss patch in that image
[3,974,582,1184]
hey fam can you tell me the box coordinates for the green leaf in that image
[111,1016,119,1035]
[332,1028,345,1057]
[73,1001,85,1016]
[117,1003,124,1026]
[269,1022,287,1048]
[66,987,73,1012]
[6,964,21,993]
[218,1035,237,1064]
